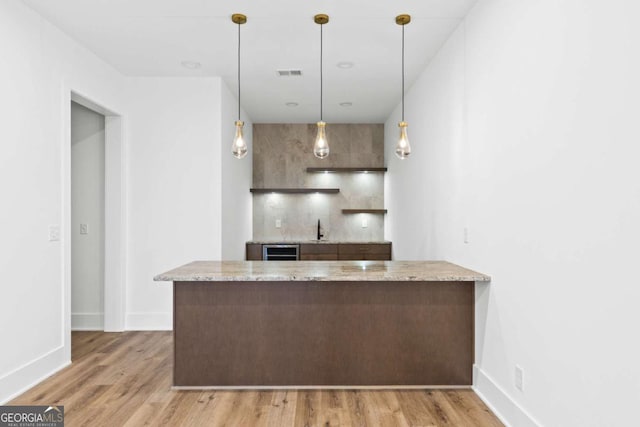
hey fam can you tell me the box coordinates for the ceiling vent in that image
[277,69,303,77]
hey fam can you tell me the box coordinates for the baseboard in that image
[71,312,104,331]
[125,312,172,330]
[0,346,70,404]
[173,385,471,390]
[473,365,542,427]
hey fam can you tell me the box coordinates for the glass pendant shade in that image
[314,121,329,159]
[231,120,247,159]
[395,121,411,159]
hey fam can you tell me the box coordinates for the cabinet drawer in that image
[338,253,391,260]
[338,243,391,260]
[300,254,338,261]
[300,244,338,260]
[300,244,338,255]
[338,243,391,255]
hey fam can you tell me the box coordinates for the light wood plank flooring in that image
[10,331,503,426]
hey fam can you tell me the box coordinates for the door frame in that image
[64,90,126,359]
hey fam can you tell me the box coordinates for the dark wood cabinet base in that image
[246,242,392,260]
[173,280,474,387]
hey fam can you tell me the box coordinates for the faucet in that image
[317,219,324,241]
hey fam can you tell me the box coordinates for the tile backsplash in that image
[252,123,385,241]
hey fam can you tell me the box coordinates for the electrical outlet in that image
[275,219,282,229]
[361,219,368,228]
[464,227,470,244]
[515,365,524,391]
[80,224,89,235]
[48,225,60,242]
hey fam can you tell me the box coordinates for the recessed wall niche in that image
[252,123,385,241]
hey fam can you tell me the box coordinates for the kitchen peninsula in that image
[155,260,490,389]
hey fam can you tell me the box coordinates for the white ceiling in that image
[23,0,477,123]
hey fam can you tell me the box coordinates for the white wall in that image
[220,82,253,260]
[0,0,126,403]
[125,78,254,325]
[386,0,640,425]
[384,24,466,261]
[71,102,105,330]
[1,0,253,402]
[125,77,224,329]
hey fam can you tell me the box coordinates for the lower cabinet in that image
[338,243,392,261]
[246,243,391,261]
[246,244,262,260]
[299,244,338,260]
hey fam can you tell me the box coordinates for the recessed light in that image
[339,102,353,107]
[285,102,299,107]
[337,61,354,69]
[181,60,201,70]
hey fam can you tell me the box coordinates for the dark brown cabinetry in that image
[299,244,339,260]
[246,244,262,261]
[246,243,391,261]
[338,243,392,260]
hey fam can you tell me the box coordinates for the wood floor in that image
[10,332,503,426]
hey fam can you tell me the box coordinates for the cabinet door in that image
[338,243,391,260]
[299,244,338,260]
[246,244,263,260]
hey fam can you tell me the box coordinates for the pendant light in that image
[231,13,248,159]
[313,14,330,159]
[395,14,411,159]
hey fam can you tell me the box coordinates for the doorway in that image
[71,101,105,333]
[65,92,126,363]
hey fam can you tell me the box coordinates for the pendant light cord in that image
[401,23,405,122]
[320,23,324,121]
[237,22,241,121]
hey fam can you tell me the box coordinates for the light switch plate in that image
[515,365,524,391]
[275,219,282,228]
[48,225,60,242]
[80,224,89,235]
[361,219,368,228]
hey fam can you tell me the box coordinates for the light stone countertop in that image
[154,260,490,283]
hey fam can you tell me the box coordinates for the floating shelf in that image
[342,209,388,214]
[306,167,388,173]
[250,188,340,194]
